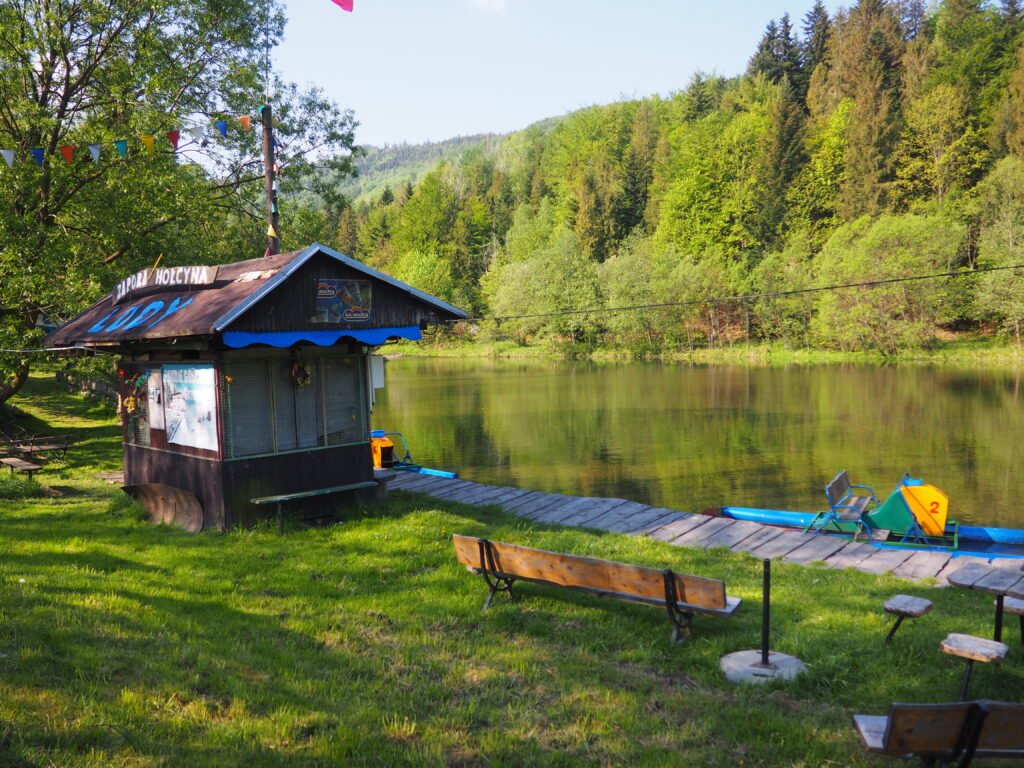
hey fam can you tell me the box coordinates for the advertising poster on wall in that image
[162,365,218,451]
[312,279,371,323]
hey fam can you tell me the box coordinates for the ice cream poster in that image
[162,365,218,451]
[313,279,371,323]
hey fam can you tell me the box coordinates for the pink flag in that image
[330,0,353,10]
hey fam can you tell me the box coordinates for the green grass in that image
[2,371,1023,766]
[387,336,1024,368]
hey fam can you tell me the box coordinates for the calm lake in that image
[371,357,1024,529]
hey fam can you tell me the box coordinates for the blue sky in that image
[275,0,847,148]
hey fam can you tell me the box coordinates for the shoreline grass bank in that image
[387,337,1024,368]
[1,373,1022,766]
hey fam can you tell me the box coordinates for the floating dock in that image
[384,472,1021,584]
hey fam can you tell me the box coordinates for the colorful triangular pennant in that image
[60,145,74,164]
[88,144,101,162]
[237,115,252,131]
[267,223,277,238]
[1,149,14,168]
[30,148,44,166]
[166,130,180,150]
[139,135,155,152]
[114,140,128,158]
[214,120,228,138]
[189,126,205,142]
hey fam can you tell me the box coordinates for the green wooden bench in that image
[250,481,378,531]
[854,700,1024,767]
[452,534,741,643]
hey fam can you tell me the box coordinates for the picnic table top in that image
[948,562,1024,598]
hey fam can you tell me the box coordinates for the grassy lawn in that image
[2,372,1022,767]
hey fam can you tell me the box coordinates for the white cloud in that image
[465,0,507,15]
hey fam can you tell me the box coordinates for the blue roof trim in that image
[213,242,467,332]
[222,326,422,348]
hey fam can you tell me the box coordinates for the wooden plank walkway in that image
[384,472,1019,584]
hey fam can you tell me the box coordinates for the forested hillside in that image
[334,134,500,204]
[331,0,1024,355]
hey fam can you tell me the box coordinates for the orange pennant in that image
[237,115,252,131]
[60,145,74,164]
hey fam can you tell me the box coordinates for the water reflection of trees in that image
[374,360,1024,527]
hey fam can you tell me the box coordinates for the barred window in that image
[223,353,366,459]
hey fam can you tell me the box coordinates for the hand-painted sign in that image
[114,265,218,304]
[162,365,218,452]
[313,279,371,323]
[87,296,195,335]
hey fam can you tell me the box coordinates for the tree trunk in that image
[0,359,30,408]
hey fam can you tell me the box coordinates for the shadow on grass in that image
[4,369,1023,765]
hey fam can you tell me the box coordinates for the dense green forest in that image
[326,0,1024,356]
[6,0,1024,407]
[333,134,499,205]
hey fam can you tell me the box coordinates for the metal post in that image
[260,104,280,255]
[761,558,771,667]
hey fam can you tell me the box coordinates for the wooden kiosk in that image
[45,243,466,530]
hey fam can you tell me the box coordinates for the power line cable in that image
[451,262,1024,324]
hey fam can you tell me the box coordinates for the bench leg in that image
[885,615,907,643]
[957,659,975,702]
[477,538,515,611]
[994,595,1004,643]
[482,576,515,611]
[666,609,694,645]
[662,569,695,644]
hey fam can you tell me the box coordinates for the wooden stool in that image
[940,632,1009,701]
[999,596,1024,645]
[884,594,933,642]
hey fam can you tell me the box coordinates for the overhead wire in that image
[449,262,1024,324]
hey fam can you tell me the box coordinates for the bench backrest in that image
[884,701,1024,759]
[452,534,727,610]
[825,470,852,507]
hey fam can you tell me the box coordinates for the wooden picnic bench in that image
[250,480,378,531]
[0,456,43,480]
[0,434,72,461]
[452,534,742,643]
[853,699,1024,767]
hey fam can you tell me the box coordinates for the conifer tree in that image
[827,0,905,217]
[749,20,781,80]
[679,72,719,121]
[800,1,832,101]
[753,79,807,247]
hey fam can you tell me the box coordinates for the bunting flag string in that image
[0,111,258,169]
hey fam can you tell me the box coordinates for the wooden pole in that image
[260,104,280,255]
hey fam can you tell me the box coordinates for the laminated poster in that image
[313,279,371,323]
[147,370,164,430]
[162,364,218,451]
